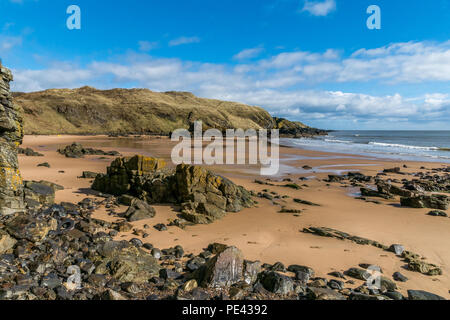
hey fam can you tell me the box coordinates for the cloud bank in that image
[10,41,450,129]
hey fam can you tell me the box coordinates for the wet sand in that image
[19,135,450,298]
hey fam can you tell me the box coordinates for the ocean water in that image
[281,131,450,163]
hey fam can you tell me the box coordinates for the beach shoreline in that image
[18,134,450,298]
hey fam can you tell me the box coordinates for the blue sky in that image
[1,0,450,130]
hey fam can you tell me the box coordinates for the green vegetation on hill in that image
[13,86,325,136]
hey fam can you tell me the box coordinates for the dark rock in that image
[427,210,448,217]
[393,272,408,282]
[154,223,167,231]
[37,162,50,168]
[407,290,445,300]
[400,194,449,210]
[287,265,315,277]
[307,287,346,300]
[258,271,294,295]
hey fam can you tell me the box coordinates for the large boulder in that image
[197,246,244,288]
[0,65,25,215]
[176,165,254,224]
[93,156,255,224]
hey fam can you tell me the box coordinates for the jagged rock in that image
[376,180,413,197]
[400,194,449,210]
[92,155,167,195]
[198,246,244,288]
[407,290,445,300]
[258,271,294,295]
[124,198,156,222]
[94,157,254,224]
[5,213,57,242]
[0,65,25,215]
[176,165,254,224]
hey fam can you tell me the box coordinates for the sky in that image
[1,0,450,130]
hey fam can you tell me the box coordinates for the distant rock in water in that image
[57,143,121,158]
[92,155,255,224]
[0,65,25,215]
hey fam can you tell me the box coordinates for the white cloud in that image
[233,47,264,60]
[138,41,158,52]
[169,36,200,47]
[9,40,450,128]
[301,0,336,17]
[0,36,22,52]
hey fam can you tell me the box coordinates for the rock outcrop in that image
[92,155,255,224]
[0,65,24,215]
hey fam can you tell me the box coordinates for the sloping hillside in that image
[13,87,275,135]
[13,86,325,136]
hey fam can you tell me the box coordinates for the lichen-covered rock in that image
[400,194,449,210]
[95,242,160,283]
[23,181,55,206]
[5,213,57,242]
[407,259,442,276]
[92,155,166,195]
[175,164,254,224]
[93,156,255,224]
[0,66,24,215]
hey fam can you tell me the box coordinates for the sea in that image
[281,131,450,163]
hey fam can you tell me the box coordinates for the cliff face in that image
[0,65,24,215]
[13,87,276,135]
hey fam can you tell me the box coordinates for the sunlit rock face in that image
[0,64,25,215]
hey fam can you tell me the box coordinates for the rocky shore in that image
[0,65,448,301]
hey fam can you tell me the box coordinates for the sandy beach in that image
[18,134,450,298]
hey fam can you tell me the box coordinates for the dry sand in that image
[19,135,450,298]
